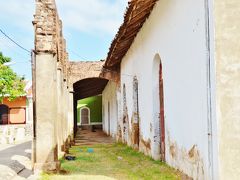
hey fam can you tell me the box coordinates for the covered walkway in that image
[74,129,114,146]
[73,78,109,136]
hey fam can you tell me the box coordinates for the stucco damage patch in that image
[139,135,152,156]
[123,113,130,144]
[116,124,122,142]
[131,113,140,150]
[122,84,130,145]
[116,107,130,144]
[167,133,204,179]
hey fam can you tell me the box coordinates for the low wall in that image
[0,124,33,144]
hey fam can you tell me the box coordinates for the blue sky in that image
[0,0,127,80]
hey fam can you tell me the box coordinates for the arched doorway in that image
[0,104,9,125]
[159,59,165,161]
[122,84,129,144]
[132,76,140,149]
[152,54,165,161]
[73,77,109,135]
[80,107,90,125]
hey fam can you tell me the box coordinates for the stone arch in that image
[73,77,109,134]
[68,61,105,89]
[73,77,109,100]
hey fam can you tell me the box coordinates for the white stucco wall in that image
[116,0,216,179]
[214,0,240,179]
[102,81,118,138]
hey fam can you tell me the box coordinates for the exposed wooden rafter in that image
[104,0,159,69]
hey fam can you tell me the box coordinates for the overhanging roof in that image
[73,78,108,100]
[104,0,158,69]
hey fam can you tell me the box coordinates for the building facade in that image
[101,0,240,179]
[0,81,33,143]
[32,0,240,179]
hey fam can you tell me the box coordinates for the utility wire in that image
[0,37,29,59]
[0,28,31,54]
[68,49,87,60]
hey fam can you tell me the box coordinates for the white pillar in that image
[34,53,59,171]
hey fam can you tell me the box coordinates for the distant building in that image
[1,97,28,124]
[77,95,102,126]
[0,81,33,143]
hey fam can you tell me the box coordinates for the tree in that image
[0,52,25,103]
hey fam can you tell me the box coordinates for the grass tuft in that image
[40,143,183,180]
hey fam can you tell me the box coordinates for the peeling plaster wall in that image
[214,0,240,179]
[102,81,118,138]
[117,0,214,179]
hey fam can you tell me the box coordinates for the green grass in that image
[41,143,182,180]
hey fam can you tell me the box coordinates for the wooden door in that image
[81,107,90,125]
[0,105,9,125]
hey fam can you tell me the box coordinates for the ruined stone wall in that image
[33,0,68,80]
[33,0,73,171]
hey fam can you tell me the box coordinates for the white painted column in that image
[57,68,65,157]
[34,53,59,171]
[68,86,74,141]
[215,0,240,179]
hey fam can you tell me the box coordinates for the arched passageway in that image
[73,77,109,135]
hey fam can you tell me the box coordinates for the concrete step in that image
[74,142,113,146]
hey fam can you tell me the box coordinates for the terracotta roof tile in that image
[104,0,159,69]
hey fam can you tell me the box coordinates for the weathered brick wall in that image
[68,61,105,86]
[33,0,68,79]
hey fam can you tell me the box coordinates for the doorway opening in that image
[159,59,165,161]
[132,76,140,148]
[80,107,90,125]
[153,54,165,161]
[0,104,9,125]
[73,77,108,135]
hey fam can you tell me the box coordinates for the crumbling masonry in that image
[32,0,74,171]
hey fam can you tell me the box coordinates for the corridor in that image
[74,128,114,146]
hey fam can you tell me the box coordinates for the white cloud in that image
[56,0,128,36]
[0,0,127,42]
[0,0,34,32]
[0,0,128,72]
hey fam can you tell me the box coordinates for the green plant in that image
[0,52,25,103]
